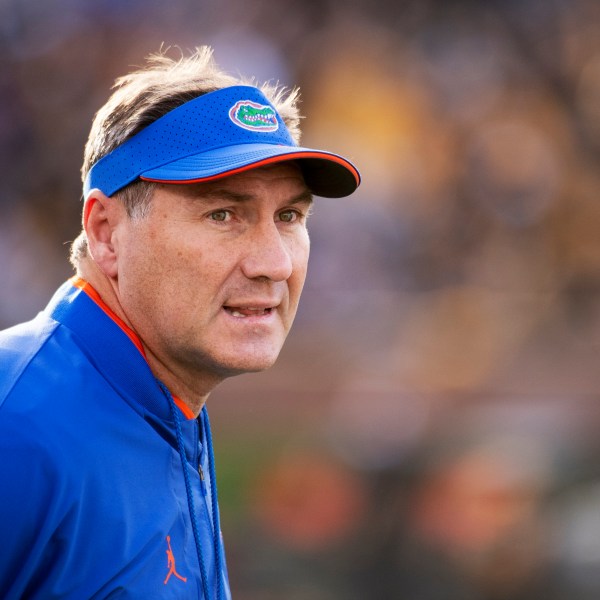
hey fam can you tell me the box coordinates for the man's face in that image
[114,163,312,387]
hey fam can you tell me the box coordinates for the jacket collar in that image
[45,280,201,455]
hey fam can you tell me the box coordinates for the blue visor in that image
[84,85,360,199]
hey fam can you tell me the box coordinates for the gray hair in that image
[70,46,302,269]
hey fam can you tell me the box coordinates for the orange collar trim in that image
[70,276,196,421]
[172,396,196,420]
[71,276,146,357]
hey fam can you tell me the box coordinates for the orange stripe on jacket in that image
[70,277,195,420]
[71,276,146,357]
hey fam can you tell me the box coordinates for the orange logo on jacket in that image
[164,536,187,585]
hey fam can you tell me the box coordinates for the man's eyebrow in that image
[288,190,314,206]
[198,189,253,203]
[197,188,314,205]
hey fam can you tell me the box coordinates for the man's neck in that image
[76,260,213,417]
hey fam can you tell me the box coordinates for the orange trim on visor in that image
[140,151,361,188]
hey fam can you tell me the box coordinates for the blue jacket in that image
[0,280,231,599]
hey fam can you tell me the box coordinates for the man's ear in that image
[83,189,124,279]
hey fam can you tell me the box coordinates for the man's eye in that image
[279,210,299,223]
[209,210,229,222]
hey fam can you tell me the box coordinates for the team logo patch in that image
[229,100,279,132]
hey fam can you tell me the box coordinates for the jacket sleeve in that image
[0,414,68,600]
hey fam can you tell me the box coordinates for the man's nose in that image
[240,221,294,282]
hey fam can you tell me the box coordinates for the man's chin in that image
[209,349,283,379]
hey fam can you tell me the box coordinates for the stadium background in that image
[2,0,600,597]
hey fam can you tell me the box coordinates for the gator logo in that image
[229,100,279,132]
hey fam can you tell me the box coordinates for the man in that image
[0,47,360,599]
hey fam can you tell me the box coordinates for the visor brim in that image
[139,143,360,198]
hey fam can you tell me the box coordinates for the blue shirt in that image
[0,280,230,599]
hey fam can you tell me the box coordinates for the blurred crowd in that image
[2,0,600,597]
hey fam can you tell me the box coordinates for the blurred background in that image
[2,0,600,597]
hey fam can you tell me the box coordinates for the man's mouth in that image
[223,306,274,318]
